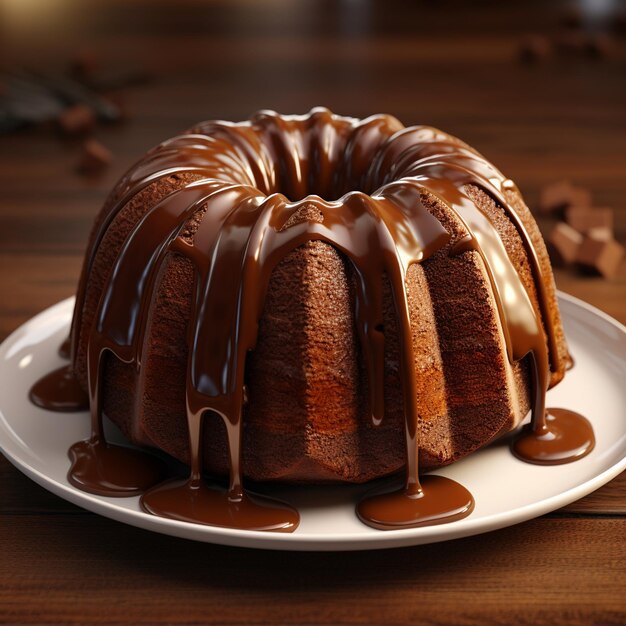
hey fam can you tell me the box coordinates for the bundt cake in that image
[30,108,594,532]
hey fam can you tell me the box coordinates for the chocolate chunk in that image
[586,226,612,242]
[538,180,591,214]
[519,35,552,63]
[77,139,112,174]
[577,235,624,279]
[547,222,583,266]
[43,73,121,123]
[565,206,613,234]
[57,103,96,135]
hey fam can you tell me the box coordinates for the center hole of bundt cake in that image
[246,131,387,203]
[263,159,375,203]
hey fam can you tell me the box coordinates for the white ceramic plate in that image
[0,293,624,551]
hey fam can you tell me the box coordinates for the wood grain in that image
[0,515,624,625]
[0,0,624,624]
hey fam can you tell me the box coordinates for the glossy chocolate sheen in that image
[31,108,593,531]
[30,364,88,412]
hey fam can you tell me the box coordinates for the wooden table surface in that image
[0,1,625,624]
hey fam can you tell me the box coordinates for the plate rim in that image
[0,291,624,551]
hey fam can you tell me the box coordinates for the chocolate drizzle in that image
[30,108,594,531]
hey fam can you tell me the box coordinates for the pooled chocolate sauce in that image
[29,365,88,412]
[29,108,594,532]
[512,408,594,464]
[141,479,298,532]
[68,436,167,496]
[357,475,474,530]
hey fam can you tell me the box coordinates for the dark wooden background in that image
[0,1,625,624]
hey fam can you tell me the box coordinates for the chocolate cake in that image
[31,108,595,531]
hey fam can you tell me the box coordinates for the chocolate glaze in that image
[29,365,88,412]
[29,108,594,531]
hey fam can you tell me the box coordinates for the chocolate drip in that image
[30,108,594,532]
[58,336,71,359]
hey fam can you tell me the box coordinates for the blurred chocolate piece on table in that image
[537,180,622,280]
[57,103,97,135]
[77,139,112,175]
[565,206,614,234]
[0,69,122,134]
[538,180,591,215]
[548,222,583,266]
[35,72,121,123]
[577,234,625,279]
[586,226,612,242]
